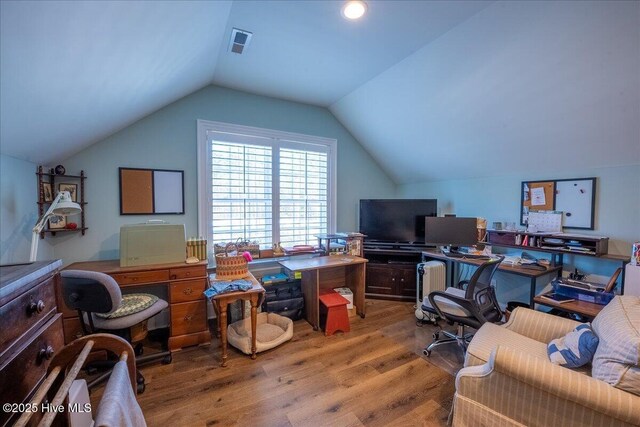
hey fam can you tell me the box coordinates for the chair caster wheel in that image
[162,354,172,365]
[432,332,439,340]
[137,382,145,394]
[134,343,144,356]
[423,349,431,357]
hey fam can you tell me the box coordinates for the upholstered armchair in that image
[452,297,640,427]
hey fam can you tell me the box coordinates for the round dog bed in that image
[227,312,293,355]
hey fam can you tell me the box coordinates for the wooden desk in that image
[422,250,562,308]
[279,255,367,330]
[533,295,604,319]
[63,260,211,351]
[208,272,265,367]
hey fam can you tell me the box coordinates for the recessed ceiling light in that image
[342,0,367,20]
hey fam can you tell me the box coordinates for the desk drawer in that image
[0,276,57,358]
[170,279,206,303]
[171,301,206,336]
[0,314,64,419]
[111,270,170,286]
[169,266,205,280]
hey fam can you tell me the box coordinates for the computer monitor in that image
[424,217,478,250]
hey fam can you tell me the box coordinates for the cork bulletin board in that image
[520,177,596,230]
[119,167,184,215]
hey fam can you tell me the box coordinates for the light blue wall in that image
[0,154,54,264]
[55,85,396,264]
[399,165,640,304]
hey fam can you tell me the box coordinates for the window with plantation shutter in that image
[197,120,336,260]
[279,147,328,247]
[211,141,272,245]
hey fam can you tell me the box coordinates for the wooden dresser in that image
[62,260,211,351]
[0,260,64,427]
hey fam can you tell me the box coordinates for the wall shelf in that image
[36,166,87,238]
[485,230,629,293]
[486,230,608,257]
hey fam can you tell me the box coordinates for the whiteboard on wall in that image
[520,177,596,230]
[153,170,184,213]
[555,179,595,229]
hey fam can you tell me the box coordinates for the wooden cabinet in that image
[61,260,211,352]
[365,264,395,295]
[36,165,87,237]
[0,260,64,427]
[365,263,417,301]
[363,246,422,301]
[395,264,417,298]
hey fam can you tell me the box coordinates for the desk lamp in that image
[30,190,82,262]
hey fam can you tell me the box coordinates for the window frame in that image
[197,120,337,260]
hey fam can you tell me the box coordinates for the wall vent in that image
[229,28,252,54]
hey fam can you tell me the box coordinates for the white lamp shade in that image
[53,191,81,215]
[29,190,82,262]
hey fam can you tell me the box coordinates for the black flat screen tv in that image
[359,199,437,244]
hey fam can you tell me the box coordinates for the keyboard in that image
[443,251,491,260]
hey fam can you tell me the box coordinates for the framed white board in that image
[520,177,596,230]
[120,167,185,215]
[555,178,595,229]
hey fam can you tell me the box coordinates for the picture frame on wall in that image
[59,183,78,202]
[42,182,53,202]
[48,215,66,230]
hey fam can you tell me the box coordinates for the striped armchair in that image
[452,299,640,427]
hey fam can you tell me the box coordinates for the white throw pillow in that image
[591,296,640,396]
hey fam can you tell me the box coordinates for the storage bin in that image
[487,231,516,245]
[553,281,615,305]
[333,287,354,309]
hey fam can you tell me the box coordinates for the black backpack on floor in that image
[261,279,304,320]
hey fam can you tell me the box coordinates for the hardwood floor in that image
[97,300,462,426]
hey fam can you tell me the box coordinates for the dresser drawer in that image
[0,276,57,359]
[169,266,205,281]
[111,269,170,286]
[63,317,84,344]
[171,301,207,336]
[170,279,206,303]
[0,314,64,424]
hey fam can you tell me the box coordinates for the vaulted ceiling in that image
[1,1,638,183]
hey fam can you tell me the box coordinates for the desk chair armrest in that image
[456,280,469,290]
[503,307,580,343]
[455,346,640,426]
[428,291,490,324]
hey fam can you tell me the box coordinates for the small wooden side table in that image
[208,272,265,367]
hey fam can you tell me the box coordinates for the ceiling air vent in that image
[229,28,252,54]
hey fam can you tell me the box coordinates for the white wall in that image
[0,154,54,264]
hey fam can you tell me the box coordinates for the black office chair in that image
[61,270,172,393]
[421,255,504,356]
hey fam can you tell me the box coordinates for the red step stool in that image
[319,291,350,336]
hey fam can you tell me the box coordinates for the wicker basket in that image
[215,243,249,280]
